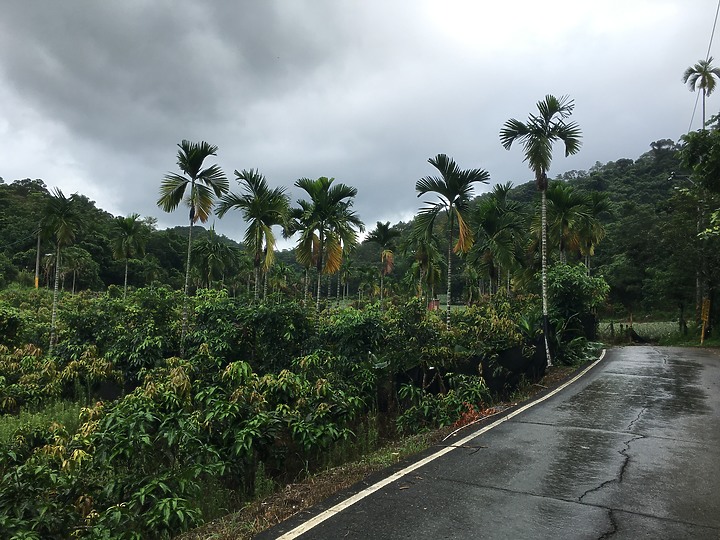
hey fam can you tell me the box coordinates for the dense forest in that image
[1,136,717,325]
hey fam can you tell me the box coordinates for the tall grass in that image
[0,400,84,444]
[597,320,717,346]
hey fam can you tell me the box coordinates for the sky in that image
[0,1,718,248]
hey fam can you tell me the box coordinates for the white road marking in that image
[276,349,607,539]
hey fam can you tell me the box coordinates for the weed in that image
[0,400,83,444]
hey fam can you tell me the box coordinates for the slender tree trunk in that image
[541,188,553,367]
[181,220,193,356]
[316,236,324,312]
[35,224,41,289]
[123,258,129,299]
[380,271,384,308]
[49,245,61,354]
[446,210,453,329]
[263,270,268,301]
[303,267,309,307]
[695,199,704,322]
[253,265,259,301]
[72,270,76,295]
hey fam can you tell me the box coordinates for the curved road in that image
[259,346,720,539]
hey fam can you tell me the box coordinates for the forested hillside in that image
[2,137,717,322]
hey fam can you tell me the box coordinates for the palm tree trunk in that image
[49,245,61,354]
[35,224,41,289]
[380,271,384,308]
[316,236,324,312]
[541,189,553,367]
[181,220,193,355]
[446,210,453,329]
[303,267,309,307]
[124,258,129,299]
[263,270,268,301]
[316,268,322,312]
[253,266,259,301]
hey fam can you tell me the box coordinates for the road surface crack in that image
[578,435,644,502]
[626,406,646,432]
[598,508,618,539]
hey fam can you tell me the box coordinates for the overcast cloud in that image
[0,1,716,247]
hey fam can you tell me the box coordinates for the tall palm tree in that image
[61,246,95,294]
[683,57,720,129]
[415,154,490,328]
[157,140,228,346]
[402,226,443,300]
[216,169,289,301]
[545,183,590,264]
[293,177,364,312]
[500,95,582,367]
[285,205,313,305]
[111,213,149,299]
[577,191,610,275]
[364,221,401,308]
[191,227,240,288]
[42,188,83,353]
[469,183,526,296]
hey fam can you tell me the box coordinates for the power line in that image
[706,0,720,61]
[688,0,720,132]
[0,231,38,251]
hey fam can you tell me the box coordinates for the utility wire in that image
[688,0,720,132]
[0,231,38,251]
[706,0,720,61]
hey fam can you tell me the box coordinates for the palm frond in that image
[157,174,189,212]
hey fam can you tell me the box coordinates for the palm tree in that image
[501,95,582,367]
[402,226,443,300]
[157,140,228,346]
[42,188,83,353]
[683,57,720,129]
[216,169,289,301]
[468,182,526,296]
[364,221,401,308]
[61,246,95,294]
[111,213,149,299]
[415,154,490,328]
[577,192,610,275]
[293,177,364,312]
[191,227,240,288]
[545,183,590,264]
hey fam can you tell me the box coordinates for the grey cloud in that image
[0,0,716,248]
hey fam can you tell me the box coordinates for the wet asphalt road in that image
[260,346,720,539]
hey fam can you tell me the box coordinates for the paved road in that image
[259,346,720,539]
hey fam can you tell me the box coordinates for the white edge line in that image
[276,349,608,539]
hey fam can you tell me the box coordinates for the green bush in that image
[0,302,22,347]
